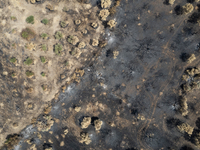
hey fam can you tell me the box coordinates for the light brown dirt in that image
[0,0,105,146]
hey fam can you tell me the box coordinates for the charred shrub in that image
[188,12,200,24]
[174,5,184,15]
[180,53,191,62]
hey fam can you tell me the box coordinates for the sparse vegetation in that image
[40,56,46,63]
[67,35,79,45]
[42,85,48,91]
[71,48,77,56]
[25,42,35,51]
[10,57,17,63]
[41,18,49,25]
[41,72,46,77]
[12,28,17,34]
[65,61,69,66]
[4,134,20,149]
[24,57,33,65]
[21,28,36,40]
[41,33,48,39]
[70,48,81,58]
[46,4,54,11]
[25,70,34,77]
[41,44,47,51]
[54,44,63,55]
[11,72,16,78]
[62,7,68,12]
[5,138,11,145]
[10,16,17,21]
[55,31,63,40]
[60,21,68,28]
[68,35,73,43]
[26,15,34,24]
[21,31,28,39]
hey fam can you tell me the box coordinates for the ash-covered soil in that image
[2,0,200,150]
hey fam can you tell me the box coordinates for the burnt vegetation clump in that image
[174,5,184,15]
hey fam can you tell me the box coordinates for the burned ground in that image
[2,0,200,150]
